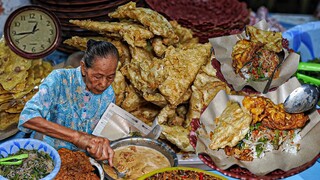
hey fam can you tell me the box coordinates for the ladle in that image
[283,84,319,113]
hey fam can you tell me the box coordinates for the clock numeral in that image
[41,44,45,50]
[47,38,51,43]
[32,47,36,52]
[20,15,26,21]
[46,20,51,26]
[14,22,20,27]
[15,39,20,44]
[23,45,26,50]
[29,13,36,19]
[40,15,43,20]
[12,30,17,35]
[49,29,53,35]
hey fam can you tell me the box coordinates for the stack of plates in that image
[31,0,145,53]
[145,0,250,43]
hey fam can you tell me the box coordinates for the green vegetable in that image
[256,144,264,158]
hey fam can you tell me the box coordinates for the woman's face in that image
[81,55,118,94]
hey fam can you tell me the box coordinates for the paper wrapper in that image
[209,20,300,92]
[195,77,320,176]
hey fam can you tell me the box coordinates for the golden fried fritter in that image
[159,43,212,106]
[69,19,154,47]
[209,101,252,150]
[231,39,263,74]
[246,25,283,53]
[242,96,309,130]
[112,69,127,106]
[170,20,193,44]
[109,2,179,45]
[161,124,195,152]
[121,84,147,112]
[186,59,229,128]
[151,37,167,58]
[130,103,161,125]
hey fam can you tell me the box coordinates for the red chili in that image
[199,172,204,180]
[181,175,188,179]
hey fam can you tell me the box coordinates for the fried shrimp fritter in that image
[242,96,309,130]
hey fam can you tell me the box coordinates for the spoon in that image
[283,84,319,113]
[102,160,127,179]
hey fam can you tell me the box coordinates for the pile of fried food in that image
[55,148,100,180]
[231,25,283,81]
[209,96,309,161]
[64,1,230,152]
[0,38,53,132]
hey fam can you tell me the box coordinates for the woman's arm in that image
[23,117,114,166]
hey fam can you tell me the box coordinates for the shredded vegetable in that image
[239,124,301,159]
[0,149,54,180]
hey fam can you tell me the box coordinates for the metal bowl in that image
[103,137,178,180]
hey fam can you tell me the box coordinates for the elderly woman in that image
[18,39,118,166]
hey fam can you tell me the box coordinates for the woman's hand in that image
[74,131,114,166]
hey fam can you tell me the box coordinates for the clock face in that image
[4,6,61,59]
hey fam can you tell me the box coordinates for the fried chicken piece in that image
[69,19,154,47]
[109,2,179,45]
[242,96,309,130]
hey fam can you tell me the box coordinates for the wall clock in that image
[4,5,61,59]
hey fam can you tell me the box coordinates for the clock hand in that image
[15,31,34,35]
[15,22,39,35]
[16,29,39,41]
[32,22,38,33]
[16,34,31,41]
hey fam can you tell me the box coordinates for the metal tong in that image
[0,153,28,165]
[263,51,285,94]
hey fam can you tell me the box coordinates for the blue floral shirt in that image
[18,67,115,150]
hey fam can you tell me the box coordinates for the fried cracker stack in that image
[0,38,53,131]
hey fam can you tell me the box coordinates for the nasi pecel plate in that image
[189,77,320,179]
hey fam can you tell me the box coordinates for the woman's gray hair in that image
[82,39,119,68]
